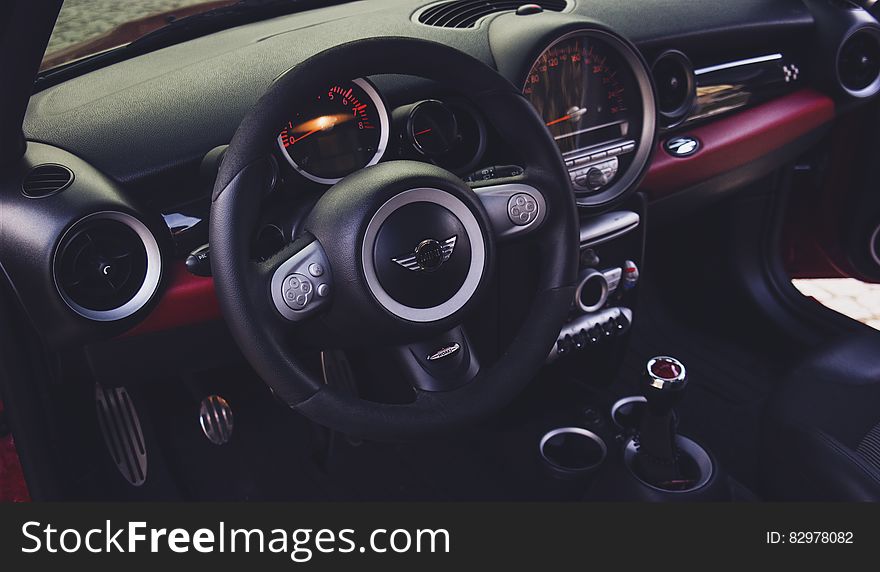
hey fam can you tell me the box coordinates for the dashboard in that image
[3,0,879,345]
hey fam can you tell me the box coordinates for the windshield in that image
[42,0,240,71]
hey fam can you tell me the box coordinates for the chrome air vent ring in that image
[837,26,880,98]
[652,50,696,126]
[54,211,162,322]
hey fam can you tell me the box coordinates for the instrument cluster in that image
[275,80,486,187]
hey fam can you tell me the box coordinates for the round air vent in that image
[54,212,162,321]
[838,27,880,97]
[652,50,695,125]
[21,164,74,198]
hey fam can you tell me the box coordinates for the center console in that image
[547,196,645,385]
[536,197,731,500]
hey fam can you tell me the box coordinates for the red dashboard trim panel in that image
[123,261,220,337]
[128,89,837,337]
[642,89,836,198]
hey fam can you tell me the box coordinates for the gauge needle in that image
[289,114,348,144]
[415,128,432,136]
[291,128,320,144]
[545,115,572,127]
[546,107,588,127]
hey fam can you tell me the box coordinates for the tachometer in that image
[277,78,389,184]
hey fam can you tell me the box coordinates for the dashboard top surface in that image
[23,0,815,186]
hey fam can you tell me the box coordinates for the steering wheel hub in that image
[363,187,486,322]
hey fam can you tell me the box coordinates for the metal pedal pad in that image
[199,395,234,445]
[95,384,147,487]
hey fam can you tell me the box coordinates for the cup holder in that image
[623,435,713,493]
[539,427,608,479]
[610,395,647,430]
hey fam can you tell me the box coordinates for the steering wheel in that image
[210,37,578,441]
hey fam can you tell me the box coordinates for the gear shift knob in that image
[641,356,688,415]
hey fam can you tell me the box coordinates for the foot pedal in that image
[199,395,234,445]
[95,384,147,487]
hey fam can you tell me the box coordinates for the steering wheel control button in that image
[270,240,333,321]
[508,193,539,226]
[282,273,314,310]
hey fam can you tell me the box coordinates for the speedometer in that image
[278,78,389,184]
[523,31,655,205]
[524,35,641,154]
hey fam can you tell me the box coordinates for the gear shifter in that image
[633,356,688,488]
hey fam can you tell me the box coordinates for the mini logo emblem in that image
[392,235,457,272]
[665,136,700,157]
[426,343,461,361]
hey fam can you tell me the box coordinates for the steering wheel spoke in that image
[262,236,334,322]
[473,181,547,241]
[392,325,481,392]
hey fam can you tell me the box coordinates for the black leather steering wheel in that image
[210,37,578,441]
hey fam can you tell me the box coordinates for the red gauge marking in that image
[414,128,433,136]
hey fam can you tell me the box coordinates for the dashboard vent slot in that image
[21,164,74,198]
[838,28,880,98]
[418,0,567,28]
[54,212,161,321]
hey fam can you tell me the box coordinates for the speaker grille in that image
[22,164,74,198]
[418,0,566,28]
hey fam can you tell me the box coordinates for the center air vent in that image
[54,212,162,322]
[418,0,567,28]
[838,27,880,97]
[21,164,74,198]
